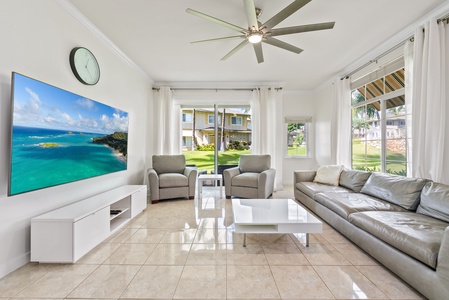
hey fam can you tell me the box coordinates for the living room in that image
[1,0,449,299]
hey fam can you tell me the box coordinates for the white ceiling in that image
[68,0,446,90]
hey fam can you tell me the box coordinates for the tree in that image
[192,109,196,151]
[220,108,226,151]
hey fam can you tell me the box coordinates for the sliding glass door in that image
[181,105,251,175]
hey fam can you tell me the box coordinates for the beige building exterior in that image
[182,108,251,150]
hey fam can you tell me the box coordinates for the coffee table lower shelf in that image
[232,198,322,247]
[234,224,313,247]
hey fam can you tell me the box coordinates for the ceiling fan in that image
[186,0,335,64]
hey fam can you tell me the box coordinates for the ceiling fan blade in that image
[221,40,249,61]
[253,43,264,63]
[243,0,259,30]
[262,0,311,30]
[186,8,247,34]
[263,37,303,54]
[270,22,335,36]
[191,35,246,44]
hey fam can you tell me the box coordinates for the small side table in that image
[198,174,223,198]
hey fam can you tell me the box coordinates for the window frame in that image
[350,67,408,176]
[285,117,312,158]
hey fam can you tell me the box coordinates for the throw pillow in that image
[313,165,344,186]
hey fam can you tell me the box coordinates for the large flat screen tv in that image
[9,72,129,196]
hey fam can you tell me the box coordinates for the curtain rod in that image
[152,87,282,91]
[340,35,414,81]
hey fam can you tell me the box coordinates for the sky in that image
[11,73,128,134]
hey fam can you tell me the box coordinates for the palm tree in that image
[220,108,226,151]
[192,109,196,151]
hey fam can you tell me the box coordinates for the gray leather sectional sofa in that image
[294,169,449,300]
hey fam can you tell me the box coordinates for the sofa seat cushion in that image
[232,172,259,188]
[315,192,407,220]
[349,211,447,269]
[295,182,351,199]
[360,172,429,211]
[159,173,188,188]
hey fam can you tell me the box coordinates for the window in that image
[286,117,311,157]
[231,116,242,125]
[351,67,408,176]
[208,114,221,124]
[182,113,192,123]
[182,136,192,147]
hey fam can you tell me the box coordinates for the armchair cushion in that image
[239,154,271,173]
[232,172,259,188]
[159,173,188,188]
[153,154,186,174]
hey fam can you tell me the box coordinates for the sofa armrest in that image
[258,168,276,198]
[147,168,159,201]
[437,226,449,282]
[184,167,198,198]
[224,167,241,197]
[294,170,316,186]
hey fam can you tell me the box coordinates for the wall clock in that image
[69,47,100,85]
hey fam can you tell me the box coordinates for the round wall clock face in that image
[69,47,100,85]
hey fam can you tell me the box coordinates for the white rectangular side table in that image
[198,174,223,198]
[232,198,322,247]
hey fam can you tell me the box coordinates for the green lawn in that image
[288,146,307,156]
[184,149,251,172]
[352,139,406,175]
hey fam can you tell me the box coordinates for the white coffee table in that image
[198,174,223,198]
[232,198,322,247]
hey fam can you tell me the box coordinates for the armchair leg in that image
[189,196,194,200]
[151,200,159,204]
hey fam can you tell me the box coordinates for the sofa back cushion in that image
[239,155,271,173]
[313,165,343,186]
[153,155,186,174]
[417,182,449,222]
[339,169,372,192]
[360,172,429,211]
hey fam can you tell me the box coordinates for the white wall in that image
[314,84,333,166]
[281,91,318,185]
[0,0,152,278]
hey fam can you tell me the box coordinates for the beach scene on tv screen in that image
[9,73,129,195]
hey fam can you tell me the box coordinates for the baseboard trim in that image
[0,252,30,279]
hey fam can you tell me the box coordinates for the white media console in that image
[30,185,147,263]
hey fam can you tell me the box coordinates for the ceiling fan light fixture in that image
[248,32,262,43]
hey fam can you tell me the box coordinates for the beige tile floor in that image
[0,185,425,299]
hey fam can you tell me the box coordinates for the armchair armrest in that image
[224,167,241,197]
[258,168,276,198]
[294,170,317,185]
[147,168,159,201]
[184,167,198,198]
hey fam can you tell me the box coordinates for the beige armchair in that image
[148,155,197,204]
[223,154,276,199]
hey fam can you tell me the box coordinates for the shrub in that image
[228,140,250,150]
[196,144,215,151]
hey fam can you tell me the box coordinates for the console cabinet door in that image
[131,187,147,218]
[73,206,109,262]
[31,221,73,262]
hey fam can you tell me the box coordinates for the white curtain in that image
[410,19,449,182]
[251,87,283,190]
[154,87,181,155]
[404,40,414,177]
[330,77,352,168]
